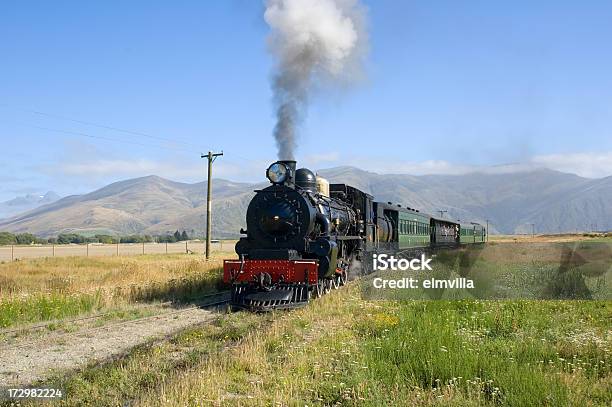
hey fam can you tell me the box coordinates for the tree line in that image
[0,230,193,245]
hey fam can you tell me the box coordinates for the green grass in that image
[8,286,609,406]
[351,300,610,406]
[0,292,104,328]
[131,286,610,406]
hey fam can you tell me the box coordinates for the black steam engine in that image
[224,160,373,310]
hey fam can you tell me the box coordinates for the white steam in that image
[264,0,368,160]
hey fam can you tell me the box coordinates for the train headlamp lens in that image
[266,162,288,184]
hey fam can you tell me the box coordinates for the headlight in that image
[266,162,289,184]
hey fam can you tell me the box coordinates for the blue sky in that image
[1,0,612,201]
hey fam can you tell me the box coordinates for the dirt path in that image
[0,307,218,386]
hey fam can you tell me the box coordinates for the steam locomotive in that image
[223,160,485,310]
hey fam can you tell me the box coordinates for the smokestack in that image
[264,0,368,160]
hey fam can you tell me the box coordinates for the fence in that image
[0,240,236,262]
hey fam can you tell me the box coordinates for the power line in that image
[0,104,201,149]
[6,119,261,170]
[0,104,264,165]
[7,121,195,153]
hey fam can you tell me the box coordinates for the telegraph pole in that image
[437,210,447,218]
[528,223,535,237]
[201,151,223,260]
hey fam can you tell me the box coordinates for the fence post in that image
[142,241,145,255]
[86,243,89,257]
[11,245,14,262]
[185,241,188,254]
[53,244,55,257]
[116,242,119,256]
[165,242,168,254]
[220,240,223,251]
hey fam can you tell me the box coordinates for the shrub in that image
[0,232,16,245]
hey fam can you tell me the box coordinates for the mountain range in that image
[0,167,610,237]
[0,192,61,220]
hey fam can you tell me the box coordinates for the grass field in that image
[0,241,237,262]
[489,233,612,243]
[3,238,611,406]
[138,288,610,406]
[0,254,225,328]
[25,284,610,406]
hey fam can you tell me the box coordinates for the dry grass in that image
[138,289,363,406]
[0,253,224,297]
[489,233,612,243]
[32,312,270,407]
[0,253,226,328]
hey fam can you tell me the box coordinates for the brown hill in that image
[0,168,610,237]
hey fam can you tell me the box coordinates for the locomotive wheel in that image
[324,279,332,293]
[339,270,348,286]
[315,280,324,298]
